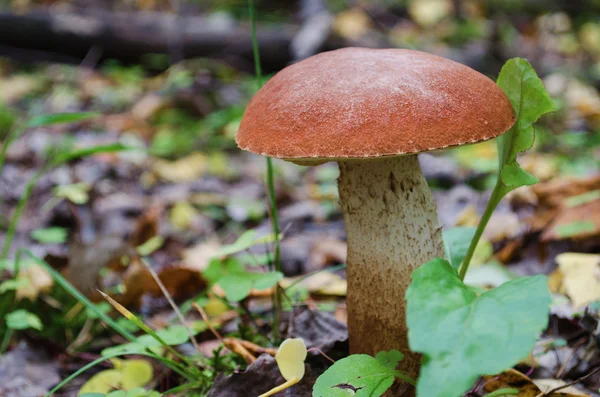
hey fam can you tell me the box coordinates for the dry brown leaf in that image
[555,252,600,308]
[526,175,600,238]
[16,264,53,301]
[534,379,590,396]
[532,175,600,209]
[541,199,600,241]
[281,271,347,296]
[155,266,206,301]
[182,239,221,272]
[483,369,591,396]
[131,206,161,247]
[101,114,154,138]
[130,93,172,121]
[308,238,346,270]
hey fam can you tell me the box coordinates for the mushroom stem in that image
[338,155,444,382]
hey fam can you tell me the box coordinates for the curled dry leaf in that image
[483,369,591,396]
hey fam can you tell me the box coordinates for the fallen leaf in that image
[182,239,221,272]
[408,0,453,27]
[333,8,372,40]
[130,93,172,121]
[282,271,347,296]
[169,202,198,230]
[288,307,348,353]
[78,358,153,395]
[555,253,600,308]
[16,263,53,301]
[275,338,307,382]
[207,354,315,397]
[483,369,590,396]
[152,152,206,183]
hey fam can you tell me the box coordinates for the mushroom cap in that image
[236,47,516,163]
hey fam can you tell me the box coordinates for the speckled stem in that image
[338,155,444,394]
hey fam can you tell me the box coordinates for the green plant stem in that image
[0,329,12,354]
[0,167,47,259]
[248,0,282,341]
[458,184,502,281]
[0,124,25,172]
[484,388,519,397]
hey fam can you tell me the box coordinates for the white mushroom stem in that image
[338,155,444,381]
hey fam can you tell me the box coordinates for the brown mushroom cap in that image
[236,47,515,162]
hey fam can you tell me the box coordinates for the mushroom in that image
[236,48,515,386]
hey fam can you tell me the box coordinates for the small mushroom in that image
[236,48,515,385]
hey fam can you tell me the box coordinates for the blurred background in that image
[0,1,599,396]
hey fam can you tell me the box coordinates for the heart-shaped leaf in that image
[313,352,404,397]
[406,258,550,397]
[276,338,307,381]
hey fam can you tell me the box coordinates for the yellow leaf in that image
[78,369,121,395]
[120,359,154,390]
[16,263,53,301]
[169,202,198,230]
[275,338,307,382]
[99,291,135,321]
[333,8,372,40]
[77,359,153,395]
[408,0,453,27]
[152,152,206,183]
[556,252,600,308]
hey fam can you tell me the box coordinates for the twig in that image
[236,339,277,356]
[192,302,257,364]
[192,302,223,341]
[141,258,200,353]
[538,366,600,396]
[555,338,586,378]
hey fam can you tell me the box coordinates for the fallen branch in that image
[0,9,295,71]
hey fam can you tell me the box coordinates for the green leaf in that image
[564,189,600,207]
[136,236,164,256]
[30,227,68,244]
[312,354,398,397]
[218,270,283,302]
[204,257,283,301]
[443,227,476,269]
[213,230,278,258]
[53,143,131,166]
[6,309,43,330]
[555,221,596,238]
[53,183,90,204]
[101,325,192,356]
[0,278,28,294]
[374,350,404,370]
[406,258,551,397]
[496,58,554,195]
[27,112,99,128]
